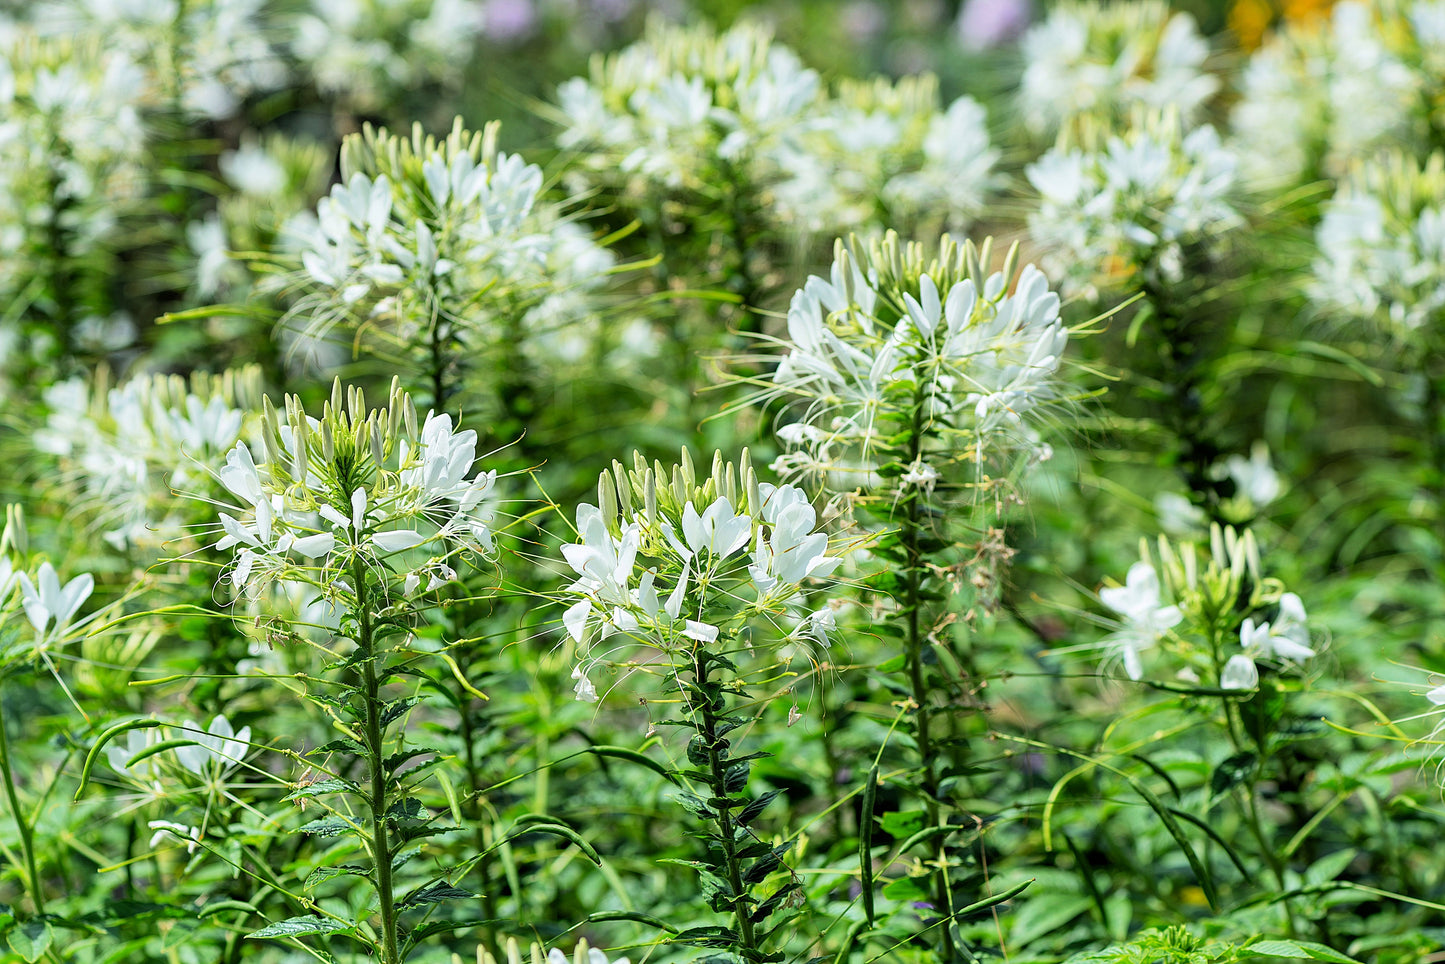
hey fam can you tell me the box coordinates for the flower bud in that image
[370,417,385,470]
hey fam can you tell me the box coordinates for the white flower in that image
[148,820,201,855]
[1219,442,1280,507]
[1239,598,1314,664]
[1027,112,1239,291]
[1220,653,1259,690]
[174,715,251,776]
[571,664,598,703]
[105,726,160,776]
[1018,0,1217,138]
[547,947,631,964]
[1099,561,1182,680]
[17,562,94,639]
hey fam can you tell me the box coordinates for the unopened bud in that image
[370,417,384,470]
[680,447,695,490]
[2,504,27,558]
[598,472,618,531]
[330,378,345,427]
[348,384,364,426]
[612,460,632,517]
[643,467,657,528]
[403,394,418,440]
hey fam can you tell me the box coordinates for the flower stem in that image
[354,558,400,964]
[691,647,760,961]
[0,704,46,918]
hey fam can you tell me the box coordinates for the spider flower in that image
[201,379,498,602]
[1017,0,1217,139]
[762,232,1068,490]
[556,21,996,239]
[557,450,848,701]
[1027,109,1240,292]
[1311,150,1445,337]
[283,118,613,387]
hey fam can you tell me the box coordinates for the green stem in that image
[355,559,400,964]
[0,703,46,917]
[692,648,760,961]
[898,388,960,962]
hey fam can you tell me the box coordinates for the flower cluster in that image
[1027,110,1240,292]
[192,135,332,301]
[556,20,996,238]
[1229,0,1436,189]
[287,0,486,112]
[1097,526,1313,686]
[35,367,262,553]
[764,232,1068,489]
[558,449,846,702]
[1017,0,1217,139]
[0,32,148,312]
[204,379,498,602]
[285,118,614,384]
[1311,150,1445,337]
[22,0,286,119]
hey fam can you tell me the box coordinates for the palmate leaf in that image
[247,915,353,939]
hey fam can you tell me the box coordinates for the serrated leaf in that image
[247,915,352,939]
[304,865,369,890]
[735,789,782,827]
[285,778,355,801]
[296,817,355,837]
[309,739,364,756]
[380,697,421,728]
[399,883,477,909]
[385,797,428,824]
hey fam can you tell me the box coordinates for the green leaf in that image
[385,797,428,824]
[1211,752,1257,795]
[296,817,355,838]
[309,739,365,756]
[399,883,478,909]
[880,810,927,839]
[284,778,355,801]
[1249,940,1361,963]
[8,920,53,962]
[247,915,352,940]
[380,697,422,728]
[304,865,369,890]
[735,788,782,827]
[881,877,929,902]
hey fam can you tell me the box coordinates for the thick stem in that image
[354,560,401,964]
[898,390,960,962]
[692,648,760,960]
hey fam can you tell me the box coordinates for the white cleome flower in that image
[1311,150,1445,337]
[1099,561,1182,680]
[1027,110,1239,292]
[1018,0,1217,139]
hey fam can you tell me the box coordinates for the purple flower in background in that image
[956,0,1033,50]
[841,1,886,42]
[482,0,536,42]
